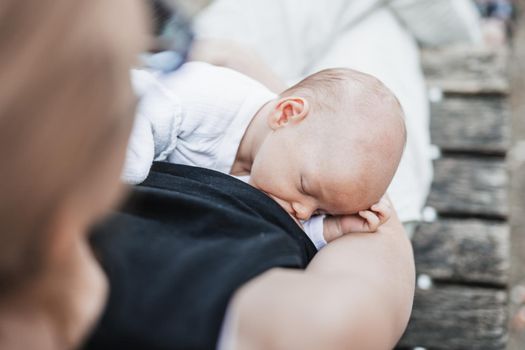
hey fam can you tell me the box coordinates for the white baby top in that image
[123,61,276,184]
[124,61,326,250]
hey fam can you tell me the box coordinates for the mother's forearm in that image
[229,212,415,350]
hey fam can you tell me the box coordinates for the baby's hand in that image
[360,197,391,231]
[323,197,391,243]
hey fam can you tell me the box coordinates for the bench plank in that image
[431,96,511,154]
[428,157,508,218]
[399,286,508,350]
[422,47,509,94]
[413,219,510,286]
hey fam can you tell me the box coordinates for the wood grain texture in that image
[422,46,509,94]
[428,157,508,218]
[430,96,511,154]
[413,219,510,286]
[398,286,508,349]
[507,1,525,348]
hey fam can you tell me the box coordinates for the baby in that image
[124,62,405,248]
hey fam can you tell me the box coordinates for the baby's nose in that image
[292,202,315,221]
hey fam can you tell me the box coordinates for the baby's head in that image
[249,68,406,221]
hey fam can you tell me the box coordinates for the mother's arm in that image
[228,209,415,350]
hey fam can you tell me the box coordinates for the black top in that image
[85,162,317,350]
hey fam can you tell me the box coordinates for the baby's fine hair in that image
[280,68,406,141]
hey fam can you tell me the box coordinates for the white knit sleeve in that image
[122,70,182,185]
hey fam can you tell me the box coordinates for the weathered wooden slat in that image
[422,47,509,94]
[431,96,511,154]
[398,286,508,350]
[428,157,508,218]
[508,1,525,349]
[413,219,510,286]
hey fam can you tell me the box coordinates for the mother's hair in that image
[0,0,145,296]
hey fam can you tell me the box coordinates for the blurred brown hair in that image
[0,0,146,296]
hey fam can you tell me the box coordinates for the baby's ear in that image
[268,96,309,130]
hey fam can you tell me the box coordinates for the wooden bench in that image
[396,46,511,350]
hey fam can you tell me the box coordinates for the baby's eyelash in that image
[300,175,306,194]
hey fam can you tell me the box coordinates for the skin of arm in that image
[228,208,415,350]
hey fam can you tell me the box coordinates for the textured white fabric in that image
[194,0,433,223]
[123,69,183,184]
[301,215,327,250]
[123,62,276,184]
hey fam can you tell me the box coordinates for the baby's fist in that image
[322,196,392,243]
[360,196,391,231]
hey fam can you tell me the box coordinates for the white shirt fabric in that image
[123,62,276,184]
